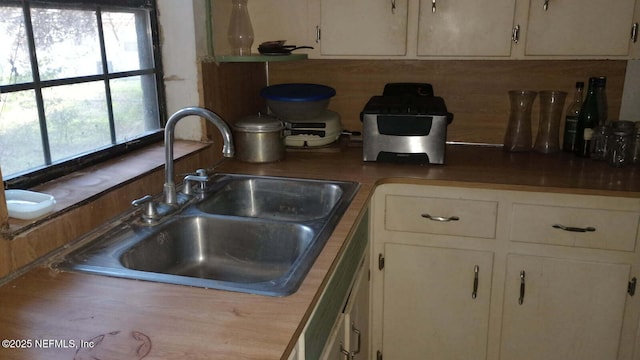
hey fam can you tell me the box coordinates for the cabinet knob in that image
[432,0,437,13]
[632,23,639,43]
[543,0,550,11]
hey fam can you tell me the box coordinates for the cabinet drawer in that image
[385,195,498,238]
[510,203,640,251]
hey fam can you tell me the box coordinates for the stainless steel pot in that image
[233,114,285,163]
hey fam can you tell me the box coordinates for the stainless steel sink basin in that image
[54,174,359,296]
[197,177,345,221]
[120,215,314,283]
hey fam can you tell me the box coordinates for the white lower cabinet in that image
[371,183,640,360]
[383,244,493,359]
[293,209,369,360]
[321,253,369,360]
[501,255,631,360]
[320,313,347,360]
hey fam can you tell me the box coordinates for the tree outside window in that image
[0,0,164,188]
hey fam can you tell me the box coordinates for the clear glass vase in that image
[227,0,254,56]
[534,90,567,154]
[504,90,537,152]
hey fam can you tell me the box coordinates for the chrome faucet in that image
[163,106,234,205]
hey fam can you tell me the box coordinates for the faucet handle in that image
[131,195,159,219]
[182,170,210,195]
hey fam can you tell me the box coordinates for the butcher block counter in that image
[0,143,639,360]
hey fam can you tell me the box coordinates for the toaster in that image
[360,84,454,164]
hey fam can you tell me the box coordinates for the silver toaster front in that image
[362,113,450,164]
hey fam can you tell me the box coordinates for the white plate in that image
[5,189,56,220]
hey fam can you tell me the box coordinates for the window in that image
[0,0,165,188]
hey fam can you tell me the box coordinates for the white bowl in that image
[5,189,56,220]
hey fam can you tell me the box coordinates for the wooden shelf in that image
[215,53,307,63]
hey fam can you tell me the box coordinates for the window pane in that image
[103,10,153,72]
[112,75,159,141]
[42,82,111,162]
[0,90,44,175]
[0,2,163,187]
[0,5,33,85]
[31,7,102,80]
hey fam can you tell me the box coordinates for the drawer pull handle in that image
[472,265,479,299]
[519,270,526,305]
[552,224,596,233]
[421,214,460,222]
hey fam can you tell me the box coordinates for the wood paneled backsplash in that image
[267,60,628,145]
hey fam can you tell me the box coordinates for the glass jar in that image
[612,120,636,132]
[632,125,640,165]
[608,130,632,167]
[590,125,611,161]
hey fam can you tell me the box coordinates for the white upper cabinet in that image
[524,0,637,56]
[319,0,408,56]
[214,0,640,59]
[417,0,516,57]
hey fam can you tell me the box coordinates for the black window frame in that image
[0,0,166,189]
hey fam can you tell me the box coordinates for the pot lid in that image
[260,83,336,102]
[234,114,284,132]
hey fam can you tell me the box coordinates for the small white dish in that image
[5,189,56,220]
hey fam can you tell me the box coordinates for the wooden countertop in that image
[1,143,639,360]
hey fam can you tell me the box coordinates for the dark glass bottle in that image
[589,76,609,160]
[562,81,584,152]
[574,77,599,157]
[595,76,608,126]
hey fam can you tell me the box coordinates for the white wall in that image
[157,0,207,140]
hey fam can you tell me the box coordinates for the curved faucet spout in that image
[164,106,234,205]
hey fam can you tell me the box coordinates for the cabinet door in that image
[319,0,408,56]
[417,0,516,57]
[382,244,494,359]
[501,255,631,360]
[320,313,346,360]
[320,258,369,360]
[344,254,369,360]
[525,0,637,56]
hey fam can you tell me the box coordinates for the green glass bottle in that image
[562,81,584,152]
[574,77,599,157]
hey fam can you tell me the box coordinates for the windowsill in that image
[2,140,212,239]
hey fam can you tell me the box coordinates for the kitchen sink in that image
[120,215,314,283]
[197,176,345,221]
[54,174,359,296]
